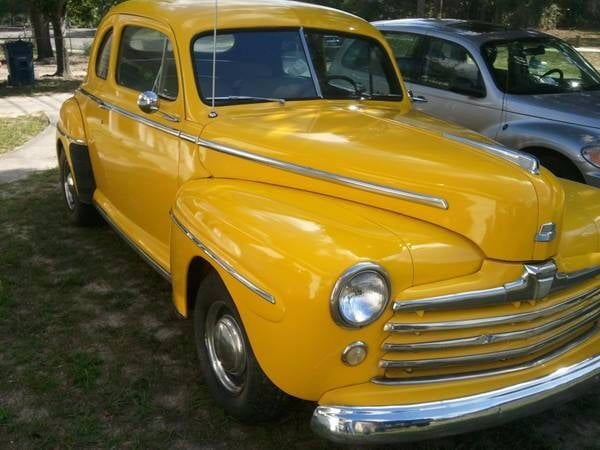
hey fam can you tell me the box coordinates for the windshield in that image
[482,38,600,95]
[192,29,403,105]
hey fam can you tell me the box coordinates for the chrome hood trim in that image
[78,88,449,211]
[196,136,449,210]
[393,260,600,312]
[444,133,540,175]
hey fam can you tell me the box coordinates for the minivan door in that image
[400,35,503,139]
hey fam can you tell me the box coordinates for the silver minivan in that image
[374,19,600,187]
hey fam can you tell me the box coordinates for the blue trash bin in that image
[3,40,35,86]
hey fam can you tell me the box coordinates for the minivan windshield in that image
[192,29,403,105]
[482,37,600,94]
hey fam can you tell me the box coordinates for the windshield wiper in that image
[208,96,286,105]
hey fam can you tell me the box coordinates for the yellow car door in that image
[89,15,183,272]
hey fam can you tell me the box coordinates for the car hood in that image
[200,101,566,262]
[506,90,600,130]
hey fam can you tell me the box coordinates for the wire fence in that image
[0,25,96,56]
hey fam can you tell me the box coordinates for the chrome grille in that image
[375,262,600,385]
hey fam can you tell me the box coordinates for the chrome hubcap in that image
[205,303,247,394]
[63,167,76,210]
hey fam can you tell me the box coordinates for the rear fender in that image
[57,97,95,203]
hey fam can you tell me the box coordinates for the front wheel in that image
[193,271,291,423]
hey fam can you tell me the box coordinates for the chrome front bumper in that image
[311,354,600,444]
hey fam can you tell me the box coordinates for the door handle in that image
[408,90,428,103]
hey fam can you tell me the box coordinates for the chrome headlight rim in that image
[330,262,391,329]
[582,145,600,169]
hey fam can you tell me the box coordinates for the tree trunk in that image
[417,0,425,17]
[438,0,444,18]
[50,0,70,78]
[30,4,53,60]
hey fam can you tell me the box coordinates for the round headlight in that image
[331,263,390,328]
[582,145,600,168]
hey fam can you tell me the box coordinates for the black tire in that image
[193,271,291,423]
[528,151,585,184]
[59,150,99,226]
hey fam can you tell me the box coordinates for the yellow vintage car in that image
[56,0,600,444]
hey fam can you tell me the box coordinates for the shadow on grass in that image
[0,170,598,449]
[0,78,82,98]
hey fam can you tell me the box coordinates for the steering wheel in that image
[325,75,360,94]
[540,68,564,80]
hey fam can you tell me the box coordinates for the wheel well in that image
[521,146,584,182]
[186,256,215,314]
[57,139,64,159]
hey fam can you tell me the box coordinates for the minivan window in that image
[422,37,485,97]
[95,28,113,80]
[117,26,179,100]
[381,31,424,82]
[483,38,600,94]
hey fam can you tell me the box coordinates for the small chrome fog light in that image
[342,341,368,366]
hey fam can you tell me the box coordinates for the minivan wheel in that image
[525,149,585,184]
[193,271,291,423]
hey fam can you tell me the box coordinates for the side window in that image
[95,28,113,80]
[117,26,179,100]
[341,40,386,76]
[422,38,485,97]
[382,32,423,82]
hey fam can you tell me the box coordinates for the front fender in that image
[169,179,482,400]
[500,118,593,163]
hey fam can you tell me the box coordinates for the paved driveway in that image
[0,92,72,184]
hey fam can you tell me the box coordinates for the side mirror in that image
[137,91,159,114]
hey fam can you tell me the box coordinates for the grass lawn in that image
[0,114,49,154]
[0,78,83,98]
[0,170,599,449]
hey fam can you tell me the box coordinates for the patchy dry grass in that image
[0,114,48,154]
[0,170,598,449]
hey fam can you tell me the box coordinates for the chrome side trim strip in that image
[94,202,171,282]
[56,123,87,146]
[79,88,449,210]
[169,211,275,304]
[195,136,449,209]
[379,321,599,369]
[373,325,598,386]
[383,302,600,351]
[386,286,600,333]
[313,354,600,444]
[393,260,600,313]
[444,133,540,175]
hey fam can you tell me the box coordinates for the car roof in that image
[373,18,552,44]
[110,0,378,39]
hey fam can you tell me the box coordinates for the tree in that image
[29,2,53,60]
[48,0,70,77]
[30,0,70,77]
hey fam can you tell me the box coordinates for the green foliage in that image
[66,0,122,27]
[302,0,599,29]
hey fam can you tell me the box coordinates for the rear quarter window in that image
[95,28,113,80]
